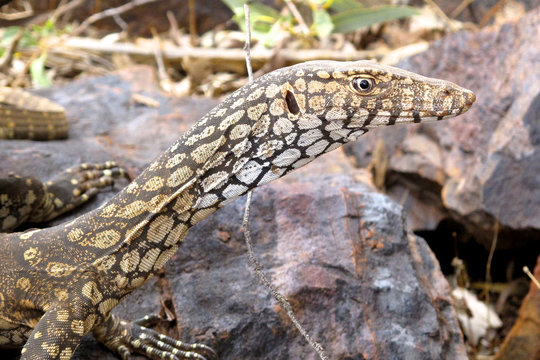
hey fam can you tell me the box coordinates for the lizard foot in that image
[94,314,217,360]
[30,161,129,222]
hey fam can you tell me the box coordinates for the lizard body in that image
[0,61,475,359]
[0,88,128,232]
[0,87,68,140]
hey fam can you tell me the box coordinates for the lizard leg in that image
[93,314,217,360]
[20,302,95,360]
[28,161,129,224]
[1,162,128,231]
[0,175,45,231]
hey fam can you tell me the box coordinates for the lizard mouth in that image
[353,88,476,128]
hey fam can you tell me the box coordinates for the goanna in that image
[0,87,128,232]
[0,61,476,360]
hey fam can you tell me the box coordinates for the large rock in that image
[1,67,465,358]
[163,172,466,359]
[43,170,468,360]
[345,7,540,250]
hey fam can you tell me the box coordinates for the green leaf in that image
[329,0,363,12]
[220,0,247,17]
[30,53,52,88]
[221,0,280,30]
[331,5,419,33]
[310,0,332,6]
[261,17,285,47]
[312,8,334,38]
[1,26,21,46]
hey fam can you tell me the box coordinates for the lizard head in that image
[271,60,476,131]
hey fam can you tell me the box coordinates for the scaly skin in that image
[0,61,475,359]
[0,162,128,232]
[0,88,128,232]
[0,87,68,140]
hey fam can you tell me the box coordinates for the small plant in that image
[1,19,69,87]
[220,0,418,47]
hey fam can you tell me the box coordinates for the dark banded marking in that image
[412,111,421,123]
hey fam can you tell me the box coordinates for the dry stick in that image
[479,0,510,27]
[150,27,169,85]
[188,0,196,46]
[523,266,540,290]
[284,0,310,35]
[0,27,24,72]
[450,0,476,18]
[0,0,33,20]
[62,37,379,67]
[112,13,128,31]
[71,0,159,36]
[50,0,85,23]
[241,4,329,360]
[483,219,499,328]
[485,220,499,286]
[166,10,182,46]
[425,0,458,32]
[243,4,254,83]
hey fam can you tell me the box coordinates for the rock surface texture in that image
[345,7,540,250]
[1,67,466,358]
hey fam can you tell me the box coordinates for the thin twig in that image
[425,0,458,32]
[483,219,499,329]
[150,27,169,85]
[166,10,182,46]
[0,0,33,20]
[50,0,84,23]
[523,266,540,290]
[188,0,196,46]
[284,0,310,35]
[479,0,510,27]
[450,0,476,18]
[62,37,379,67]
[243,4,253,82]
[0,27,24,72]
[242,5,328,359]
[71,0,159,36]
[112,13,128,31]
[485,220,499,286]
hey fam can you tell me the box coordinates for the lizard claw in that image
[35,161,129,221]
[94,314,217,360]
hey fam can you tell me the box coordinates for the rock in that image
[494,254,540,360]
[54,171,467,360]
[345,7,540,250]
[1,66,465,358]
[160,173,467,360]
[416,0,540,24]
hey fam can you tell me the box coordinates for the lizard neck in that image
[67,70,365,291]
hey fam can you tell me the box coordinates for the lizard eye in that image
[351,77,374,94]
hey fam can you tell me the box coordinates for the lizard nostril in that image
[440,89,452,98]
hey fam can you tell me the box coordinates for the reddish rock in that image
[161,173,468,359]
[346,7,540,249]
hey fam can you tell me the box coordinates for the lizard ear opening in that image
[285,90,300,115]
